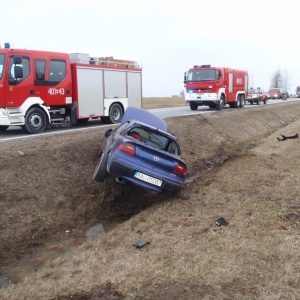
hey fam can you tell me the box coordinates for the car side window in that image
[115,121,130,134]
[165,141,179,155]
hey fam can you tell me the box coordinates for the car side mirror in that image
[105,129,113,138]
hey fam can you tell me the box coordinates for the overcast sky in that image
[2,0,299,97]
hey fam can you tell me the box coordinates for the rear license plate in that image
[134,171,162,187]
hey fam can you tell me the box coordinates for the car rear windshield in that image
[127,126,180,155]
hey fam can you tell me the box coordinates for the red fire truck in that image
[0,44,142,134]
[184,65,248,110]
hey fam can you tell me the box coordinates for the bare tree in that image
[270,69,283,88]
[282,70,291,91]
[270,69,291,91]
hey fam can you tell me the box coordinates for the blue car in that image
[93,107,187,193]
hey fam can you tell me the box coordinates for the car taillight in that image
[119,143,135,156]
[173,164,187,175]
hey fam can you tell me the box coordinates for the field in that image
[1,98,300,299]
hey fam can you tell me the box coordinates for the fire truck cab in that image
[184,65,248,111]
[0,44,142,134]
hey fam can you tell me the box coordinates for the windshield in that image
[249,89,260,94]
[0,54,5,80]
[186,69,216,82]
[127,125,180,155]
[269,88,279,93]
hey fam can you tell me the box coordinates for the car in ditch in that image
[93,107,187,193]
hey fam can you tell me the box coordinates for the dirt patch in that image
[1,101,300,299]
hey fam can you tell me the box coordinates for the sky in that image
[2,0,299,97]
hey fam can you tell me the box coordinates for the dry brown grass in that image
[142,97,188,109]
[1,100,300,299]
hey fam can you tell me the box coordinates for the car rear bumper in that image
[108,158,184,193]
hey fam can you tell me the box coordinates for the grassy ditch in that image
[1,100,300,299]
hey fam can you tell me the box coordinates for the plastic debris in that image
[133,239,150,249]
[215,217,228,227]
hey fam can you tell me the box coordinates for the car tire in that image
[93,153,108,182]
[97,139,107,156]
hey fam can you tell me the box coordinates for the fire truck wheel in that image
[216,95,225,110]
[240,95,245,108]
[22,107,47,134]
[109,103,123,124]
[0,126,9,131]
[232,95,241,108]
[93,153,108,182]
[256,99,261,105]
[189,102,198,110]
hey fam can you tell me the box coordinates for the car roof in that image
[121,107,167,131]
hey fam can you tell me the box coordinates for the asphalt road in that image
[0,98,298,142]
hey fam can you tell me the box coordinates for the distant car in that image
[246,88,267,105]
[267,88,289,100]
[280,89,289,100]
[296,87,300,98]
[93,107,187,193]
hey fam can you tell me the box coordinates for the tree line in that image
[270,69,291,91]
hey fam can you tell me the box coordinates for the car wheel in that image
[256,99,261,105]
[189,102,198,110]
[97,139,107,156]
[93,153,108,182]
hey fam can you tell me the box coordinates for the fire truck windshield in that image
[186,69,216,82]
[0,54,5,80]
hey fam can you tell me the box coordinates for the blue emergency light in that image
[4,43,10,48]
